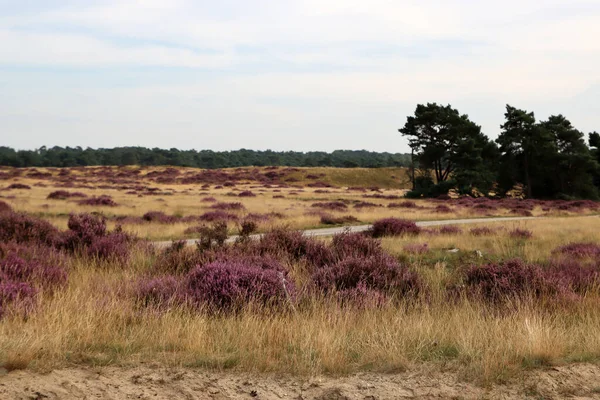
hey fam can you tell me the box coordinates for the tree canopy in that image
[0,147,411,169]
[400,103,599,199]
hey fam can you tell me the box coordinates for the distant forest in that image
[0,147,412,169]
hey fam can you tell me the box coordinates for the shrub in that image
[553,243,600,259]
[210,202,245,211]
[201,197,217,203]
[439,225,462,235]
[195,221,229,250]
[0,280,37,319]
[77,195,117,207]
[0,212,60,245]
[463,259,557,303]
[403,243,429,254]
[47,190,87,200]
[136,275,182,308]
[388,201,418,209]
[198,211,239,222]
[6,183,31,190]
[142,211,178,223]
[510,209,533,217]
[255,229,310,260]
[185,260,294,312]
[369,218,421,238]
[86,232,131,263]
[238,220,258,241]
[153,242,207,275]
[311,254,420,297]
[548,260,600,294]
[238,191,256,197]
[353,201,379,209]
[65,213,107,248]
[320,214,359,225]
[0,252,67,290]
[470,227,495,236]
[311,202,348,211]
[61,213,135,262]
[434,205,452,213]
[0,200,11,214]
[335,283,388,308]
[509,228,533,239]
[330,231,383,260]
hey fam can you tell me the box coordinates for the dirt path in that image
[2,363,600,399]
[155,216,540,248]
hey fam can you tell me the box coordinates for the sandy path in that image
[155,216,540,248]
[2,363,600,399]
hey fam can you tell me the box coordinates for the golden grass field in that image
[1,166,600,398]
[2,166,596,240]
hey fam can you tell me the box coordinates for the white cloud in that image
[0,0,599,150]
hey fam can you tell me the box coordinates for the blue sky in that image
[1,0,599,152]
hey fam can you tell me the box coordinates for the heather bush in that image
[434,205,452,213]
[47,190,88,200]
[0,252,67,290]
[320,214,359,225]
[330,231,383,260]
[77,195,117,207]
[353,201,379,209]
[61,213,135,262]
[510,209,533,217]
[255,229,310,260]
[195,221,228,250]
[200,197,217,203]
[335,283,388,309]
[198,211,239,222]
[185,260,295,312]
[136,275,183,308]
[0,200,12,213]
[0,280,37,319]
[438,225,462,235]
[142,211,178,223]
[369,218,421,238]
[553,243,600,259]
[64,213,107,248]
[470,227,495,236]
[311,201,348,211]
[6,183,31,190]
[403,243,429,254]
[463,259,559,303]
[0,211,60,245]
[547,260,599,294]
[238,190,256,197]
[210,202,245,211]
[311,253,420,298]
[237,220,258,243]
[153,241,207,275]
[387,201,418,209]
[509,228,533,239]
[86,232,132,263]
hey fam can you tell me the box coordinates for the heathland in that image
[1,165,600,399]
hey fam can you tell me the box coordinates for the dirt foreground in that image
[2,364,600,400]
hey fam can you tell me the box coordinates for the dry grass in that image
[4,167,597,240]
[383,216,600,263]
[2,166,600,384]
[1,217,600,384]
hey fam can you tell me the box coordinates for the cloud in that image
[0,0,599,151]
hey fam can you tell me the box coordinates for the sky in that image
[1,0,599,153]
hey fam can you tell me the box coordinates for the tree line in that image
[400,103,600,200]
[0,147,412,169]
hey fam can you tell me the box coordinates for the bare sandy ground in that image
[2,363,600,399]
